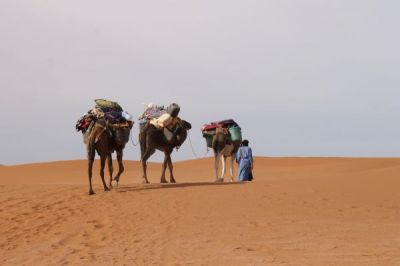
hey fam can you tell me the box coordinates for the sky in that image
[1,0,399,165]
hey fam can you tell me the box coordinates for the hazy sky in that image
[1,1,399,165]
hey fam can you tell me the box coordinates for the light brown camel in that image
[212,127,241,182]
[85,119,133,195]
[139,120,191,184]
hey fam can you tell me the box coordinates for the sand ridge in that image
[1,157,399,265]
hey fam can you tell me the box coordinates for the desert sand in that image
[0,157,399,265]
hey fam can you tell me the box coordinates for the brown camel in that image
[212,127,241,182]
[139,120,192,183]
[85,119,133,195]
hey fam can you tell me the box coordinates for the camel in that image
[139,119,192,184]
[212,127,241,182]
[85,119,133,195]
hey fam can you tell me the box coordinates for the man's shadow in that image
[115,181,246,193]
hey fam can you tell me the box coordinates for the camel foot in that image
[215,178,224,183]
[113,176,120,182]
[104,187,110,192]
[170,178,176,183]
[89,190,96,195]
[111,179,119,187]
[160,179,168,183]
[142,179,150,184]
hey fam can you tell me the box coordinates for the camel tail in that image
[139,133,146,160]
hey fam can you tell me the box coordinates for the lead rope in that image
[130,125,139,146]
[187,130,209,159]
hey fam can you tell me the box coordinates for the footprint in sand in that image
[93,223,104,229]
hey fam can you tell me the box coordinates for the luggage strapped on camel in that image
[75,99,134,145]
[139,103,182,143]
[201,119,242,148]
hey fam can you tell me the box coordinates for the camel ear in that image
[182,120,192,130]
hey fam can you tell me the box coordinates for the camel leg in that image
[230,156,235,182]
[141,149,154,184]
[141,158,149,184]
[107,154,113,188]
[114,149,124,185]
[215,153,223,182]
[88,160,95,195]
[220,155,227,182]
[167,153,176,183]
[160,152,168,183]
[140,131,155,184]
[87,142,96,195]
[214,154,219,181]
[100,155,110,192]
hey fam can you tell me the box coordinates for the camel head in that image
[180,120,192,130]
[110,121,134,146]
[174,119,191,147]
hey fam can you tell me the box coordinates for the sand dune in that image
[1,157,399,265]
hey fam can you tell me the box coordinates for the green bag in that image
[228,126,242,142]
[94,99,122,111]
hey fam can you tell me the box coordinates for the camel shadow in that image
[115,181,246,193]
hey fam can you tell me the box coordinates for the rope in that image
[130,135,139,146]
[187,130,209,159]
[130,126,139,146]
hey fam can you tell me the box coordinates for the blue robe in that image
[236,146,253,181]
